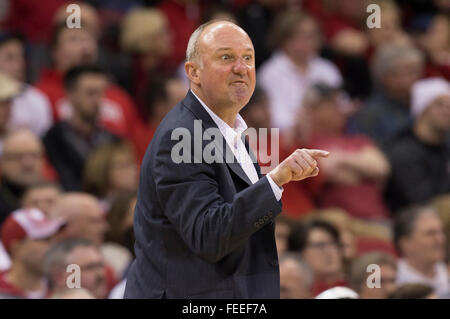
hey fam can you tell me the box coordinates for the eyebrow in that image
[216,47,254,52]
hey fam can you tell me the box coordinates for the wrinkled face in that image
[65,246,107,299]
[280,260,311,299]
[383,59,423,101]
[402,213,446,265]
[69,73,108,123]
[424,95,450,132]
[187,22,256,111]
[0,135,44,187]
[109,151,138,193]
[360,264,397,299]
[22,186,62,216]
[0,40,25,82]
[302,228,343,278]
[53,28,97,71]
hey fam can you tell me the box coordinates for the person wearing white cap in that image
[0,208,66,298]
[385,77,450,212]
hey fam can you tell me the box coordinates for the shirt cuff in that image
[266,174,283,201]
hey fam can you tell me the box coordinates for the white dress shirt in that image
[258,50,343,131]
[191,90,283,201]
[396,259,450,297]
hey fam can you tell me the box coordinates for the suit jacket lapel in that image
[182,91,253,186]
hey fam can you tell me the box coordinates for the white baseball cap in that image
[411,77,450,117]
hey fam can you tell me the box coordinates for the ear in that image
[185,60,201,85]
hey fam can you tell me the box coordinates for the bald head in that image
[186,20,252,65]
[184,21,256,118]
[1,129,44,186]
[50,192,107,246]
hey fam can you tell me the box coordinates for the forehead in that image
[201,23,254,52]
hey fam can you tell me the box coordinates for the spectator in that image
[237,0,288,68]
[366,0,412,54]
[48,192,120,285]
[48,192,107,247]
[302,83,391,220]
[241,87,316,217]
[120,8,173,109]
[83,140,138,209]
[35,21,141,141]
[288,219,347,296]
[349,252,397,299]
[385,77,450,212]
[131,75,187,162]
[274,215,292,258]
[43,65,120,191]
[354,45,425,146]
[388,283,438,299]
[20,182,63,216]
[410,13,450,80]
[394,205,449,297]
[105,192,136,299]
[44,239,108,299]
[157,0,202,69]
[0,32,53,137]
[279,252,313,299]
[105,191,136,259]
[0,72,21,153]
[0,129,46,224]
[0,208,66,298]
[258,9,342,131]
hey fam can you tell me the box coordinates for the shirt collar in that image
[190,89,248,136]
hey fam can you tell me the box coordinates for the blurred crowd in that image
[0,0,448,299]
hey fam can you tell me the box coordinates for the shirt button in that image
[254,222,259,228]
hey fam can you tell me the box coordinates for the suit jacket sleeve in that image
[151,129,282,264]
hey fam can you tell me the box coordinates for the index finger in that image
[304,149,330,158]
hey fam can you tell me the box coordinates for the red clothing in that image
[2,0,69,44]
[34,68,142,142]
[307,134,390,220]
[250,134,317,218]
[131,121,157,164]
[158,0,201,67]
[0,271,48,299]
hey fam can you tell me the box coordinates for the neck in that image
[284,50,309,73]
[191,88,239,127]
[69,113,96,137]
[413,119,444,145]
[405,258,437,278]
[8,261,43,293]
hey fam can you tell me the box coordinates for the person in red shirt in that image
[131,76,187,163]
[241,87,317,218]
[302,83,392,221]
[35,22,141,142]
[0,208,66,299]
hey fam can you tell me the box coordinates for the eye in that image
[244,55,253,61]
[221,54,230,61]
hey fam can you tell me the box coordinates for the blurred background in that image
[0,0,448,299]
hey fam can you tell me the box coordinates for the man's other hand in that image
[269,149,330,187]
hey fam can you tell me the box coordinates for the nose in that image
[232,57,249,75]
